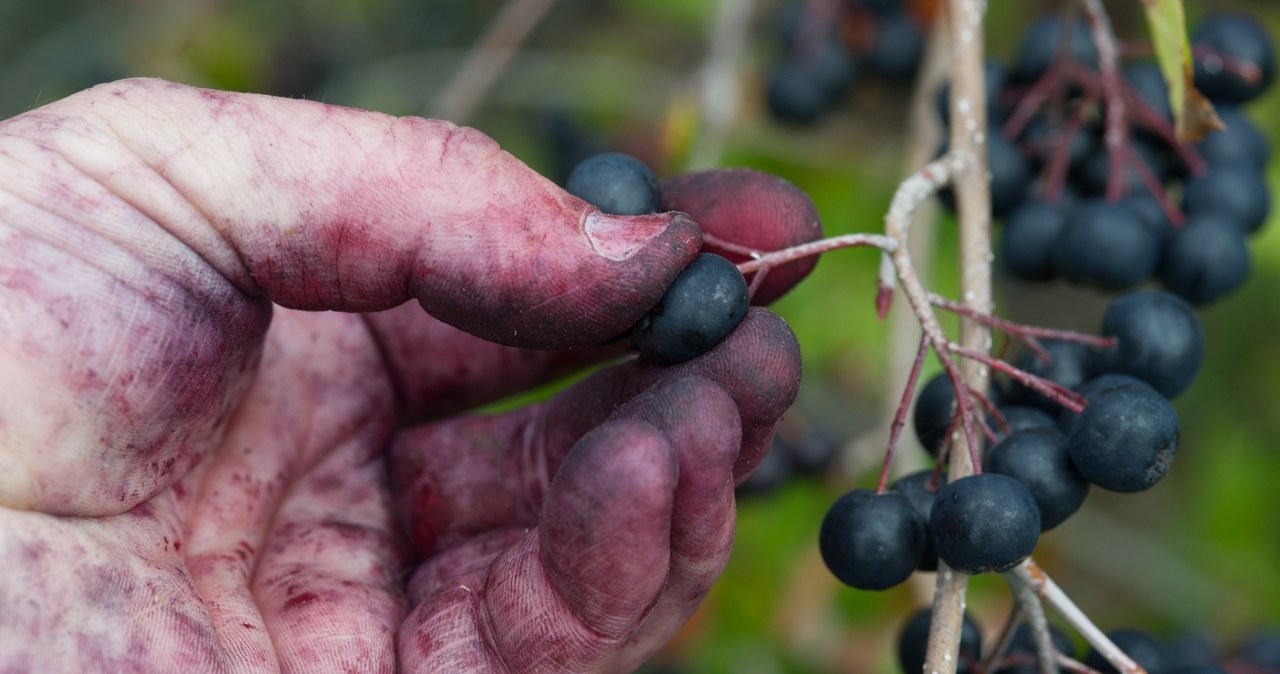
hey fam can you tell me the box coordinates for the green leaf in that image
[1139,0,1220,141]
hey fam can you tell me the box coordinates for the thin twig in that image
[978,605,1026,674]
[431,0,558,122]
[923,0,993,670]
[877,335,931,493]
[1011,575,1061,674]
[1080,0,1129,203]
[1009,560,1149,674]
[928,293,1119,349]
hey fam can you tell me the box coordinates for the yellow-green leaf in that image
[1139,0,1220,141]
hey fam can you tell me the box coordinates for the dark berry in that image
[1057,374,1151,433]
[1166,630,1217,669]
[899,608,983,674]
[889,470,943,571]
[930,473,1041,574]
[1126,62,1173,123]
[1195,106,1269,171]
[1021,116,1098,170]
[632,253,749,364]
[1192,13,1276,103]
[566,152,660,216]
[819,489,925,590]
[1011,16,1098,84]
[1008,340,1099,411]
[985,428,1089,530]
[1085,628,1171,674]
[1001,198,1069,282]
[914,374,1001,457]
[914,373,958,457]
[1183,163,1271,235]
[1068,378,1179,492]
[1158,212,1250,305]
[1072,138,1169,197]
[1054,199,1161,291]
[1125,192,1176,243]
[1236,629,1280,670]
[767,36,857,125]
[866,10,923,81]
[1101,290,1205,398]
[995,406,1058,436]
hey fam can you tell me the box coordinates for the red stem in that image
[876,335,930,493]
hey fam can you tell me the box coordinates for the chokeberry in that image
[566,152,661,216]
[1067,378,1179,493]
[1182,163,1271,235]
[1008,340,1099,411]
[913,374,1001,457]
[819,489,924,590]
[889,470,943,571]
[866,10,923,81]
[1158,212,1250,306]
[1237,629,1280,670]
[1192,12,1276,103]
[930,473,1041,574]
[985,428,1089,531]
[1196,106,1269,171]
[995,406,1058,437]
[1011,16,1098,84]
[1101,290,1204,399]
[1001,199,1069,282]
[632,253,749,364]
[899,608,983,674]
[1054,199,1161,291]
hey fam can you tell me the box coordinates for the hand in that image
[0,79,814,673]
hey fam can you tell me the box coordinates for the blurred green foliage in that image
[4,0,1279,672]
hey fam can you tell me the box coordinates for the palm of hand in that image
[0,79,810,673]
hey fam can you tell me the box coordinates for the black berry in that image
[985,428,1090,531]
[566,152,661,216]
[890,470,943,571]
[899,608,983,674]
[930,473,1041,574]
[1067,378,1179,493]
[1054,199,1161,291]
[1101,290,1205,399]
[1192,12,1276,103]
[819,489,925,590]
[1182,163,1271,235]
[632,253,749,364]
[1158,212,1250,306]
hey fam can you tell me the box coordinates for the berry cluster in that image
[820,289,1202,588]
[936,12,1274,305]
[894,612,1280,674]
[766,0,926,125]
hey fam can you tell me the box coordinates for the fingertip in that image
[660,169,823,305]
[538,419,677,637]
[641,308,802,479]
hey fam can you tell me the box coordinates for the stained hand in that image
[0,79,816,673]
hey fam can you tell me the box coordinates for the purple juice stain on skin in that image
[283,591,321,611]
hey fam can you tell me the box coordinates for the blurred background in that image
[2,0,1276,672]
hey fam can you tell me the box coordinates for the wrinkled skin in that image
[0,79,818,673]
